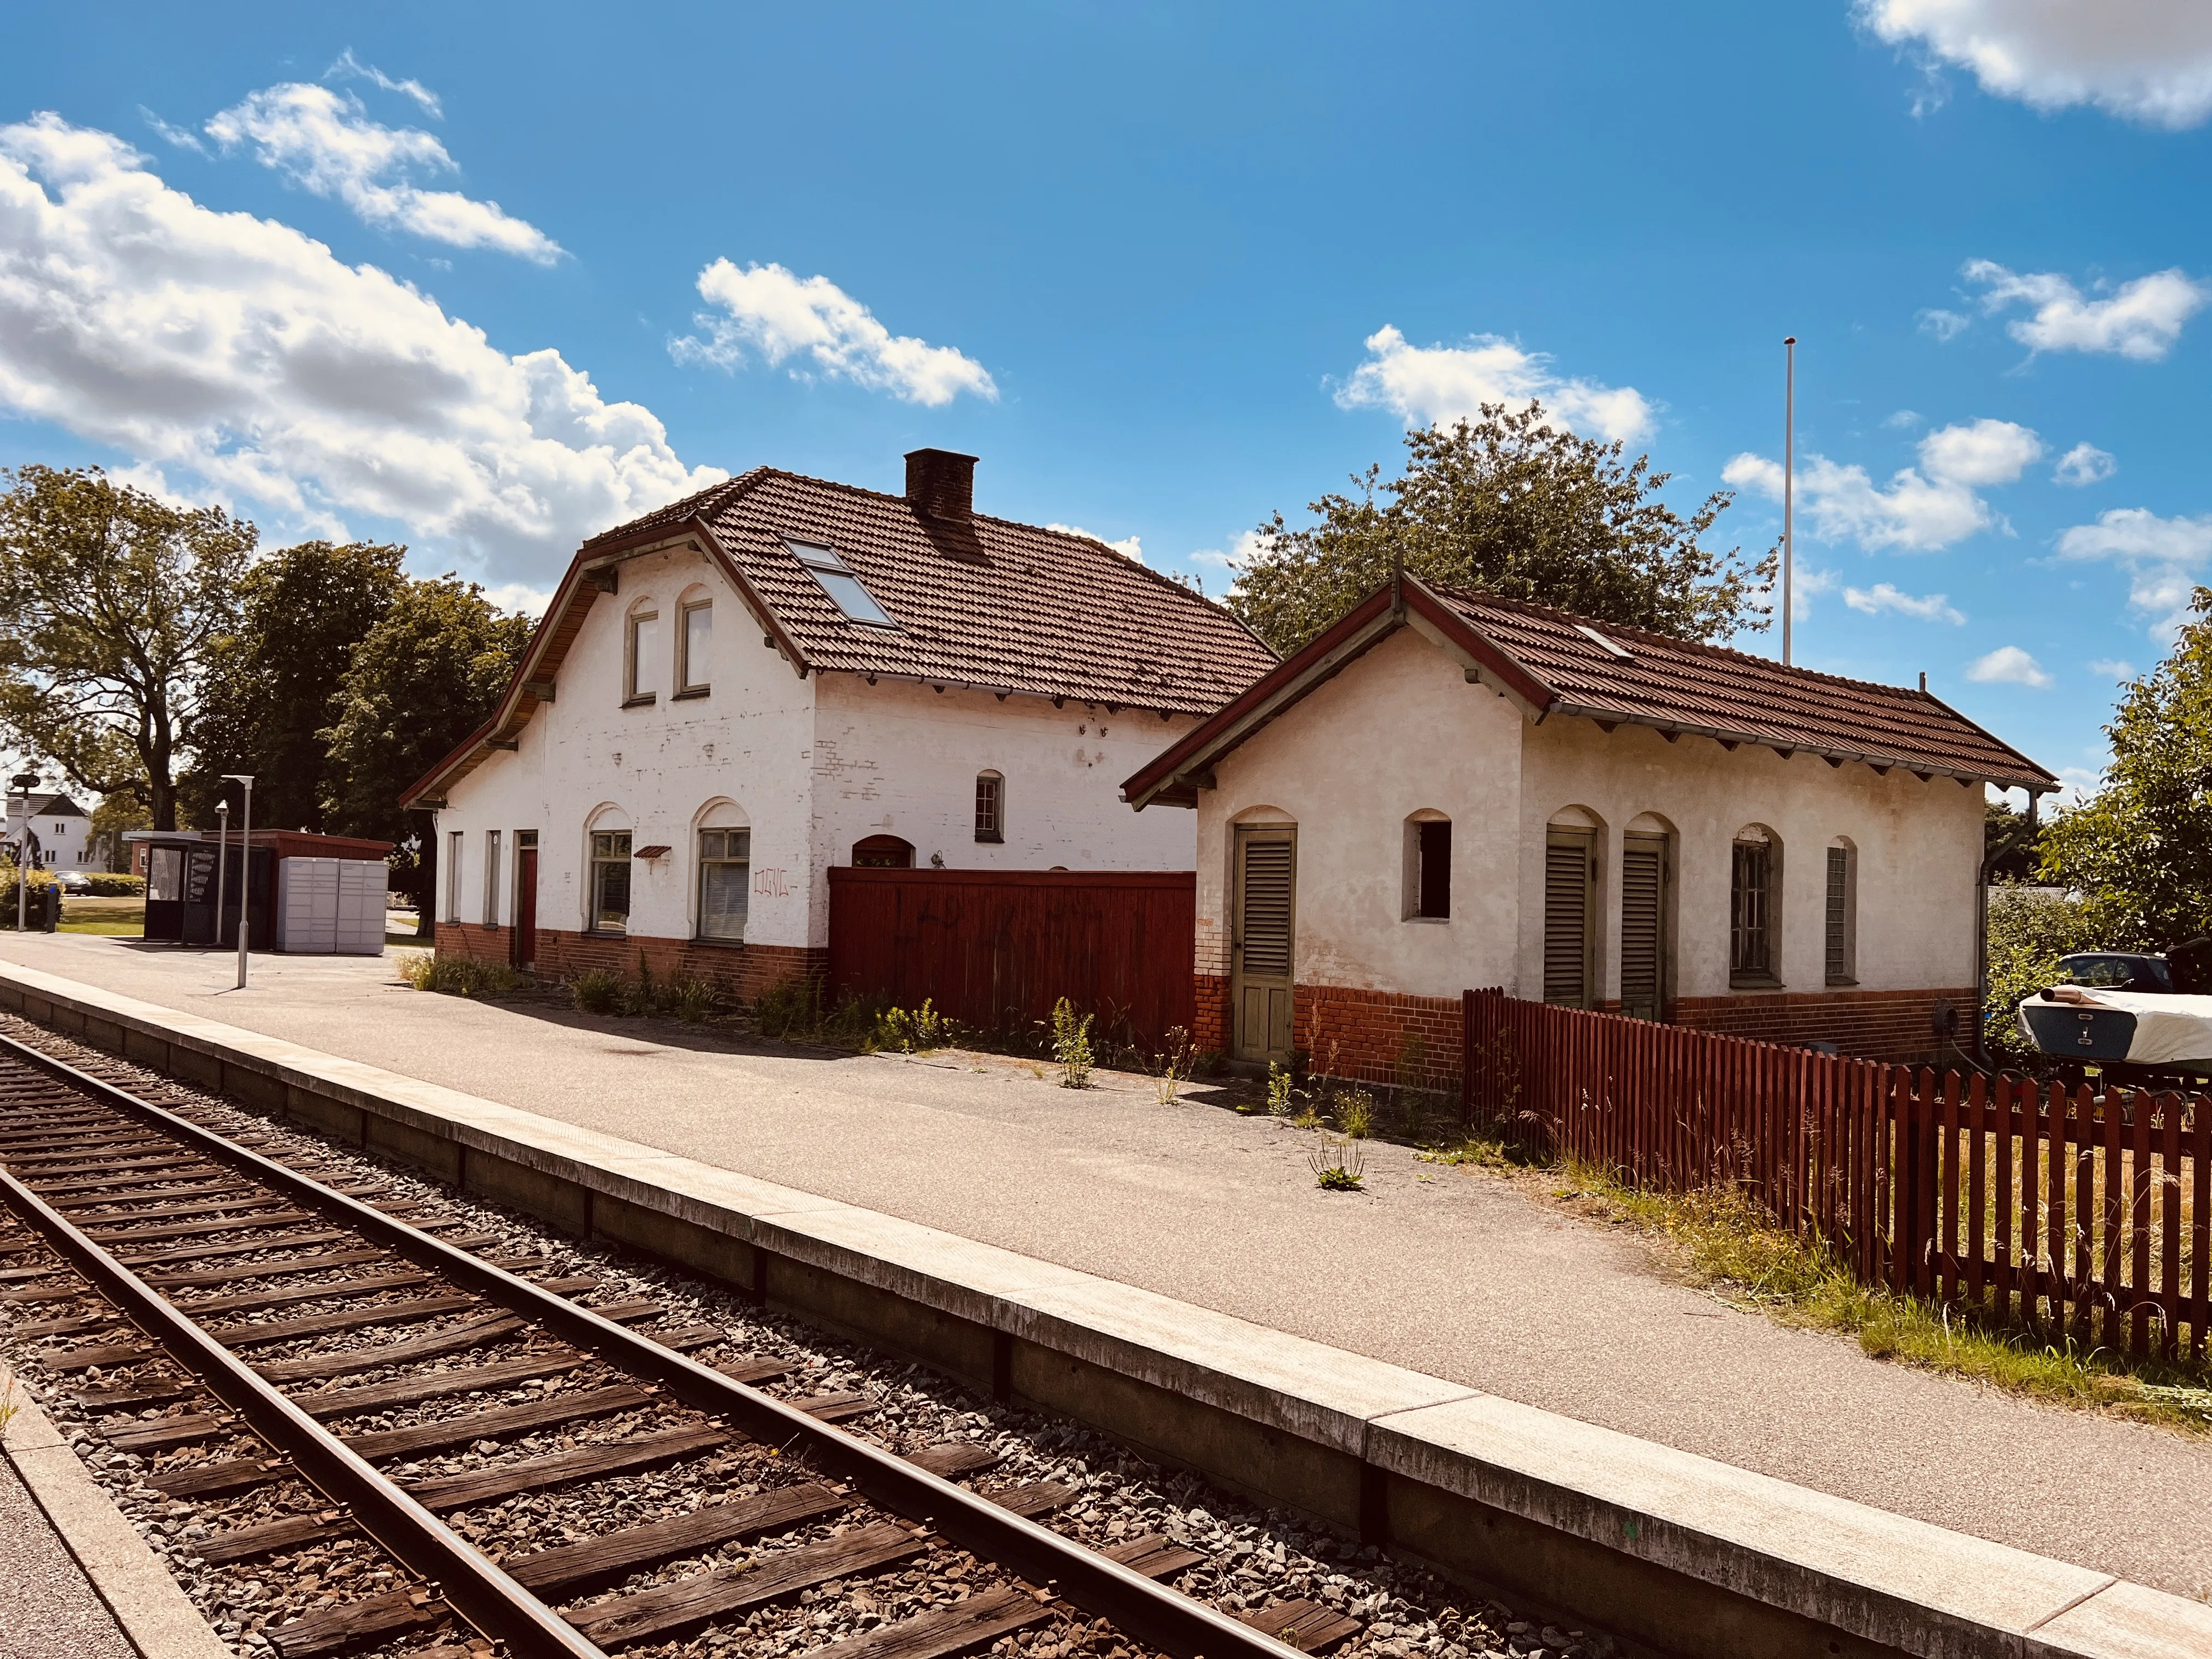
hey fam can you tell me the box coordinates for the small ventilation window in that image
[786,539,896,628]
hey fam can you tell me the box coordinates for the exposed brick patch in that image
[1669,985,1976,1064]
[1296,983,1464,1091]
[437,924,825,1005]
[1190,973,1231,1056]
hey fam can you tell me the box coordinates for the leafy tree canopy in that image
[321,576,532,936]
[2039,587,2212,949]
[0,465,254,829]
[183,540,407,832]
[1983,798,2044,884]
[1229,403,1776,655]
[1983,887,2097,1063]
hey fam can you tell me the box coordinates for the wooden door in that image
[513,839,538,969]
[1542,827,1596,1008]
[1231,826,1296,1066]
[1618,832,1669,1022]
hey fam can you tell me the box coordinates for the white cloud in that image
[140,109,207,155]
[325,49,443,119]
[481,581,553,619]
[2055,506,2212,634]
[2087,657,2137,680]
[1917,307,1971,341]
[1844,582,1967,623]
[1961,259,2207,360]
[1046,523,1144,563]
[0,113,721,584]
[1722,417,2039,551]
[1883,408,1923,428]
[1790,566,1839,623]
[206,83,560,263]
[1187,528,1268,573]
[2053,441,2117,486]
[1966,645,2053,688]
[672,261,996,408]
[1335,325,1652,444]
[1857,0,2212,128]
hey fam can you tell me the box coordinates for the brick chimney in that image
[905,448,977,523]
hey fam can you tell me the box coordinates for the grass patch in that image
[395,951,527,998]
[1557,1163,2212,1433]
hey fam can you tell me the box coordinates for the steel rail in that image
[0,1154,608,1657]
[0,1031,1305,1659]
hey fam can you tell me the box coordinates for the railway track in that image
[0,1030,1362,1659]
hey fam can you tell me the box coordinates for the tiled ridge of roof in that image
[587,465,1279,715]
[1432,586,2052,783]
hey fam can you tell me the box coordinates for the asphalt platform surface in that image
[0,1444,137,1659]
[3,933,2209,1597]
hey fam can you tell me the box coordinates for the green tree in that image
[1983,887,2099,1063]
[1230,403,1776,654]
[88,791,151,873]
[1983,798,2044,884]
[2038,590,2212,949]
[182,541,407,831]
[0,466,255,828]
[322,576,532,937]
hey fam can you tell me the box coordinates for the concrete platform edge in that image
[1,1385,232,1659]
[2,960,2204,1659]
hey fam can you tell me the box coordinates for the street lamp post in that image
[213,800,230,953]
[9,772,38,933]
[221,775,255,988]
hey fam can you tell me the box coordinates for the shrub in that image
[1052,997,1094,1088]
[671,973,719,1024]
[754,976,822,1038]
[572,969,623,1014]
[395,950,523,998]
[1984,884,2103,1062]
[876,998,947,1053]
[84,873,145,896]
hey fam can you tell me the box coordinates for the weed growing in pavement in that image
[1052,997,1094,1088]
[874,999,949,1054]
[751,977,883,1042]
[670,973,719,1024]
[1266,1060,1294,1116]
[1417,1132,1521,1168]
[1148,1025,1194,1105]
[1561,1163,2212,1432]
[0,1367,17,1435]
[1307,1138,1367,1191]
[1334,1088,1375,1139]
[394,951,526,998]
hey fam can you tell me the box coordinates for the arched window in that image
[1731,825,1782,986]
[695,800,749,942]
[624,597,660,704]
[851,834,914,868]
[1825,837,1858,986]
[1403,810,1449,920]
[974,771,1005,843]
[677,585,713,697]
[586,806,632,934]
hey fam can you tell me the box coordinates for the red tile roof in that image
[403,467,1277,808]
[1121,577,2056,808]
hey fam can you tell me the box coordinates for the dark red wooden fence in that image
[1463,988,2209,1361]
[826,868,1195,1052]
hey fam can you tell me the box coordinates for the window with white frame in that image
[697,827,750,941]
[974,771,1004,843]
[624,606,659,704]
[590,830,632,932]
[1403,811,1451,919]
[785,539,897,627]
[483,830,501,927]
[445,830,464,923]
[678,600,712,696]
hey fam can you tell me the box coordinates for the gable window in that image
[625,607,659,705]
[1825,841,1858,986]
[590,830,632,933]
[698,827,749,942]
[786,539,897,628]
[1730,828,1780,986]
[974,771,1005,843]
[676,600,712,696]
[1404,812,1450,919]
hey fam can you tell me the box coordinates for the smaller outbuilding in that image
[130,830,393,952]
[1121,574,2058,1082]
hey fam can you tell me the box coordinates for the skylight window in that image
[785,539,896,628]
[1573,623,1634,660]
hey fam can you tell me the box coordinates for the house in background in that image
[1121,574,2057,1082]
[410,450,1279,998]
[3,792,90,871]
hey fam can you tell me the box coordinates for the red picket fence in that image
[1462,988,2210,1361]
[826,868,1194,1051]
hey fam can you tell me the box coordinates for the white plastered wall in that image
[809,675,1200,947]
[1190,629,1526,997]
[435,540,819,950]
[1513,715,1982,1002]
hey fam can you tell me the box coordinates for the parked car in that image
[53,870,91,895]
[2052,951,2171,993]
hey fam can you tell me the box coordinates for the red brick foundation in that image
[1296,984,1464,1090]
[1669,985,1976,1064]
[436,924,825,1006]
[1191,973,1231,1057]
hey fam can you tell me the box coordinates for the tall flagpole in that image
[1782,336,1796,667]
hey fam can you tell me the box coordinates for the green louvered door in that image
[1232,827,1296,1066]
[1543,828,1596,1009]
[1619,832,1668,1022]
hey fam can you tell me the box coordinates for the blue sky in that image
[6,2,2212,799]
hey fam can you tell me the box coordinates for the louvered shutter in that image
[1825,845,1852,984]
[1620,837,1664,1022]
[1239,840,1295,979]
[1543,831,1593,1008]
